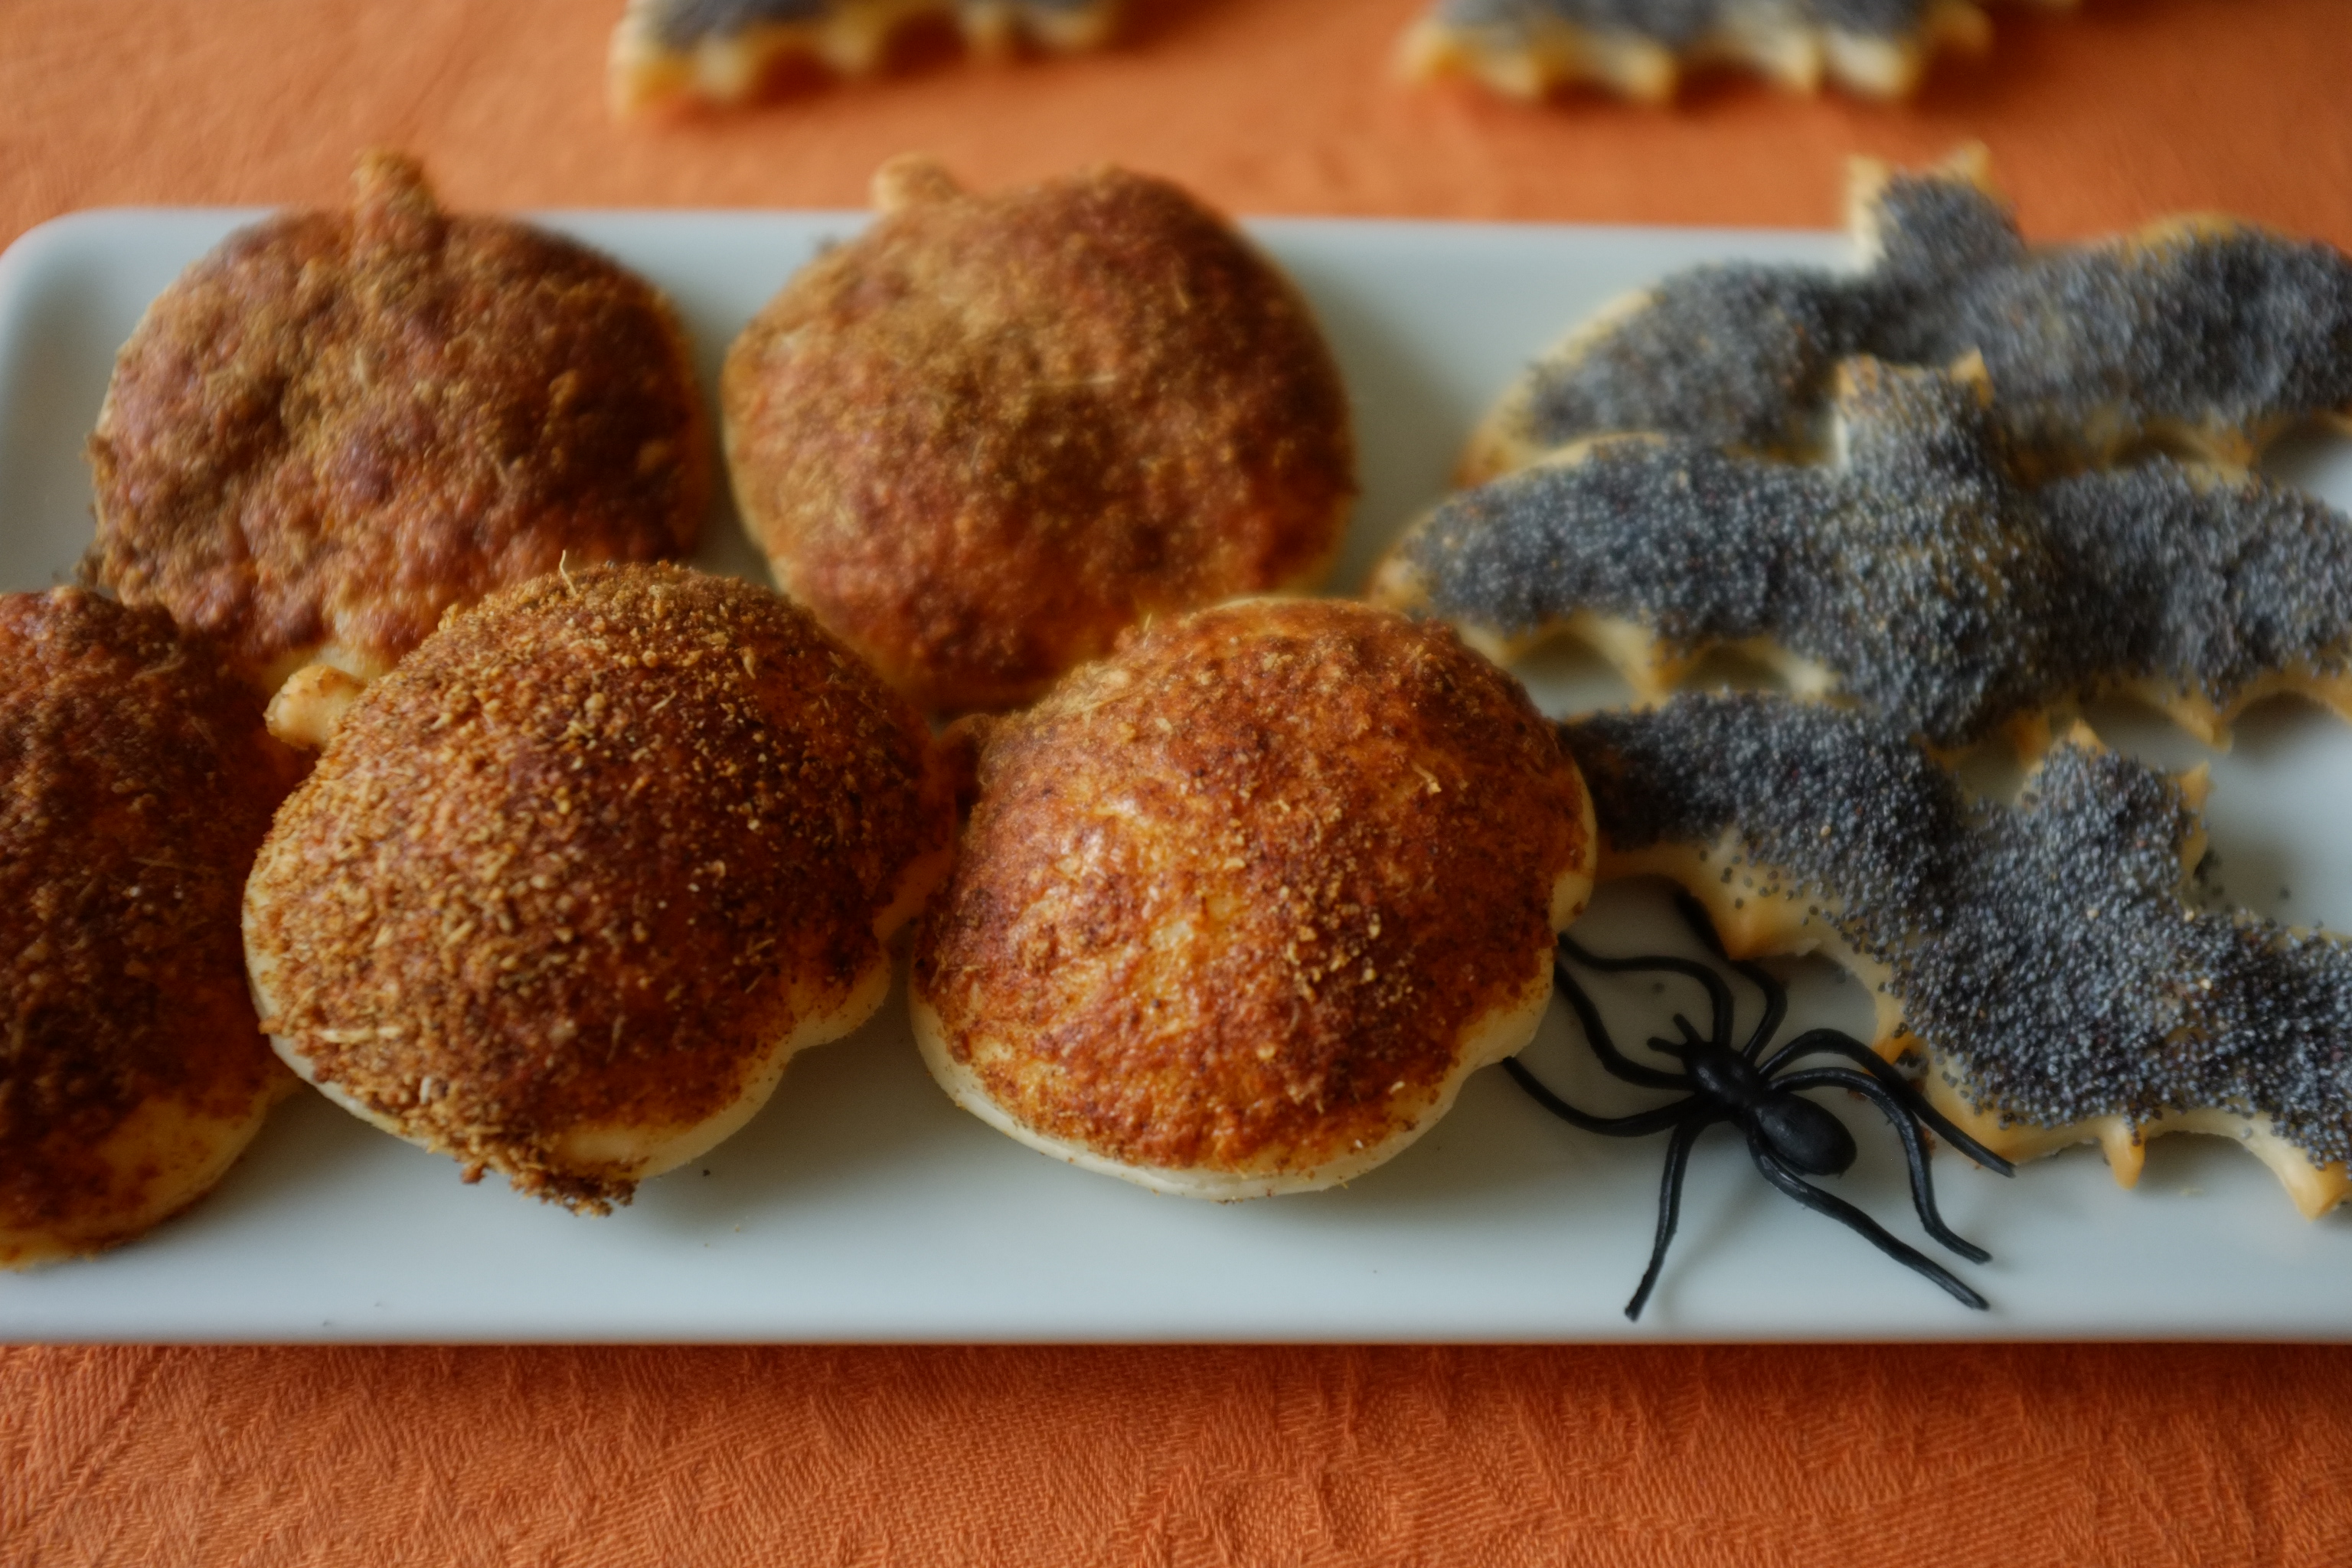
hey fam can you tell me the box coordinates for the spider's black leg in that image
[1553,956,1686,1090]
[1560,936,1737,1054]
[1739,967,1788,1064]
[1774,1067,1991,1264]
[1665,888,1785,1059]
[1746,1132,1991,1312]
[1759,1026,1875,1079]
[1760,1030,2015,1176]
[1504,1057,1695,1138]
[1625,1116,1710,1322]
[1645,1013,1707,1063]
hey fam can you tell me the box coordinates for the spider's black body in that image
[1510,893,2015,1321]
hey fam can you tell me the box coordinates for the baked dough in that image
[1560,692,2352,1219]
[89,152,708,694]
[611,0,1120,113]
[911,598,1596,1197]
[724,157,1354,713]
[243,564,957,1211]
[1462,147,2352,485]
[1378,357,2352,752]
[2,589,302,1268]
[1403,0,2033,103]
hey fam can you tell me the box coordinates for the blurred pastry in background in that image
[2,590,303,1269]
[1402,0,2038,103]
[723,156,1355,714]
[243,565,958,1213]
[611,0,1121,114]
[911,598,1595,1198]
[1462,147,2352,485]
[87,152,708,697]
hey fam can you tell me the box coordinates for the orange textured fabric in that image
[7,1344,2352,1563]
[3,0,2350,248]
[8,2,2352,1563]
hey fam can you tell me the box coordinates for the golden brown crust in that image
[1,589,303,1265]
[243,564,956,1210]
[88,152,709,688]
[911,599,1592,1182]
[722,160,1355,714]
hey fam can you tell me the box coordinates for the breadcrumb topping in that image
[723,162,1354,712]
[89,152,709,685]
[2,589,300,1253]
[243,564,954,1210]
[915,599,1590,1177]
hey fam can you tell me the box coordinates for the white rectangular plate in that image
[5,207,2352,1342]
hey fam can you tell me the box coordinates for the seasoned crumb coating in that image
[723,158,1355,714]
[243,564,957,1211]
[89,152,709,691]
[912,599,1595,1196]
[2,589,303,1268]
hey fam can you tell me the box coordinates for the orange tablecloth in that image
[6,1,2352,1562]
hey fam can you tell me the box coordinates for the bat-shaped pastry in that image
[1378,357,2352,752]
[1558,691,2352,1220]
[1464,149,2352,483]
[1403,0,2036,103]
[611,0,1119,113]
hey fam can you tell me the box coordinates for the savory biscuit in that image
[1559,693,2352,1220]
[243,564,957,1211]
[2,590,303,1268]
[1403,0,2024,103]
[1379,357,2352,753]
[723,158,1355,714]
[1463,148,2352,485]
[89,152,708,694]
[911,599,1596,1197]
[611,0,1120,113]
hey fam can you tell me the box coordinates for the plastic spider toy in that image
[1508,892,2016,1320]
